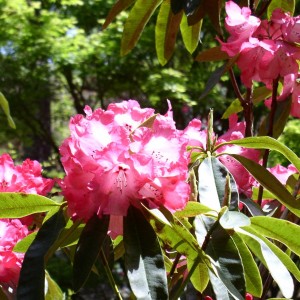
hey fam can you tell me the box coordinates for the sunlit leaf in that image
[14,231,37,253]
[267,0,295,18]
[45,271,64,300]
[124,206,168,299]
[174,201,218,218]
[187,259,209,293]
[0,193,61,218]
[0,92,16,129]
[219,210,250,229]
[121,0,162,56]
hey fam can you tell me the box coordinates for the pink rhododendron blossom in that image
[0,219,29,294]
[219,2,300,102]
[185,115,260,196]
[60,100,191,222]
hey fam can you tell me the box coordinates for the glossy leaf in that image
[243,226,300,283]
[17,209,66,300]
[121,0,162,56]
[236,227,294,299]
[250,216,300,257]
[219,210,250,229]
[198,157,239,211]
[239,195,265,216]
[73,215,109,292]
[0,193,60,218]
[180,14,202,54]
[102,0,135,29]
[226,154,300,217]
[231,233,262,297]
[267,0,295,18]
[156,0,183,65]
[209,270,231,300]
[124,206,168,300]
[217,136,300,172]
[0,92,16,129]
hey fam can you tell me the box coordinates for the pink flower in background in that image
[0,219,29,294]
[60,100,191,222]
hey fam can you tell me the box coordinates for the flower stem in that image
[99,248,123,300]
[243,87,254,137]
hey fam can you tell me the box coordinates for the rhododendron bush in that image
[0,1,300,300]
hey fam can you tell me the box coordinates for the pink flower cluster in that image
[60,101,191,221]
[219,1,300,117]
[0,153,54,294]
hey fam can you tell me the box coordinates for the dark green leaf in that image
[231,233,262,297]
[239,195,265,216]
[195,46,229,62]
[17,209,66,300]
[102,0,135,29]
[226,154,300,217]
[170,0,185,14]
[73,214,109,292]
[124,206,168,300]
[198,157,239,211]
[0,193,60,218]
[155,1,183,65]
[121,0,162,56]
[0,287,9,300]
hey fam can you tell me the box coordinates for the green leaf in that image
[231,233,262,297]
[0,193,61,218]
[0,92,16,129]
[222,86,272,119]
[219,210,250,229]
[73,214,109,292]
[155,0,183,65]
[195,46,229,62]
[206,226,246,297]
[14,231,37,253]
[180,14,202,54]
[198,157,239,211]
[45,271,64,300]
[239,195,265,216]
[102,0,135,29]
[225,154,300,217]
[121,0,162,56]
[236,227,294,298]
[0,287,9,300]
[217,136,300,172]
[174,201,218,218]
[124,206,168,300]
[267,0,295,18]
[250,216,300,257]
[17,209,66,300]
[187,259,209,293]
[199,55,238,100]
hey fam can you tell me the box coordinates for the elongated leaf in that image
[206,226,246,297]
[187,259,209,293]
[0,92,16,129]
[236,227,294,298]
[209,270,231,300]
[174,201,218,218]
[0,193,60,218]
[73,214,109,292]
[124,206,168,300]
[102,0,135,29]
[231,233,262,297]
[14,231,37,253]
[239,195,265,216]
[250,216,300,257]
[156,0,183,65]
[198,157,239,211]
[243,225,300,283]
[225,154,300,217]
[121,0,162,56]
[180,14,202,54]
[199,55,238,100]
[195,46,229,62]
[217,136,300,172]
[17,209,66,300]
[267,0,295,18]
[45,271,64,300]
